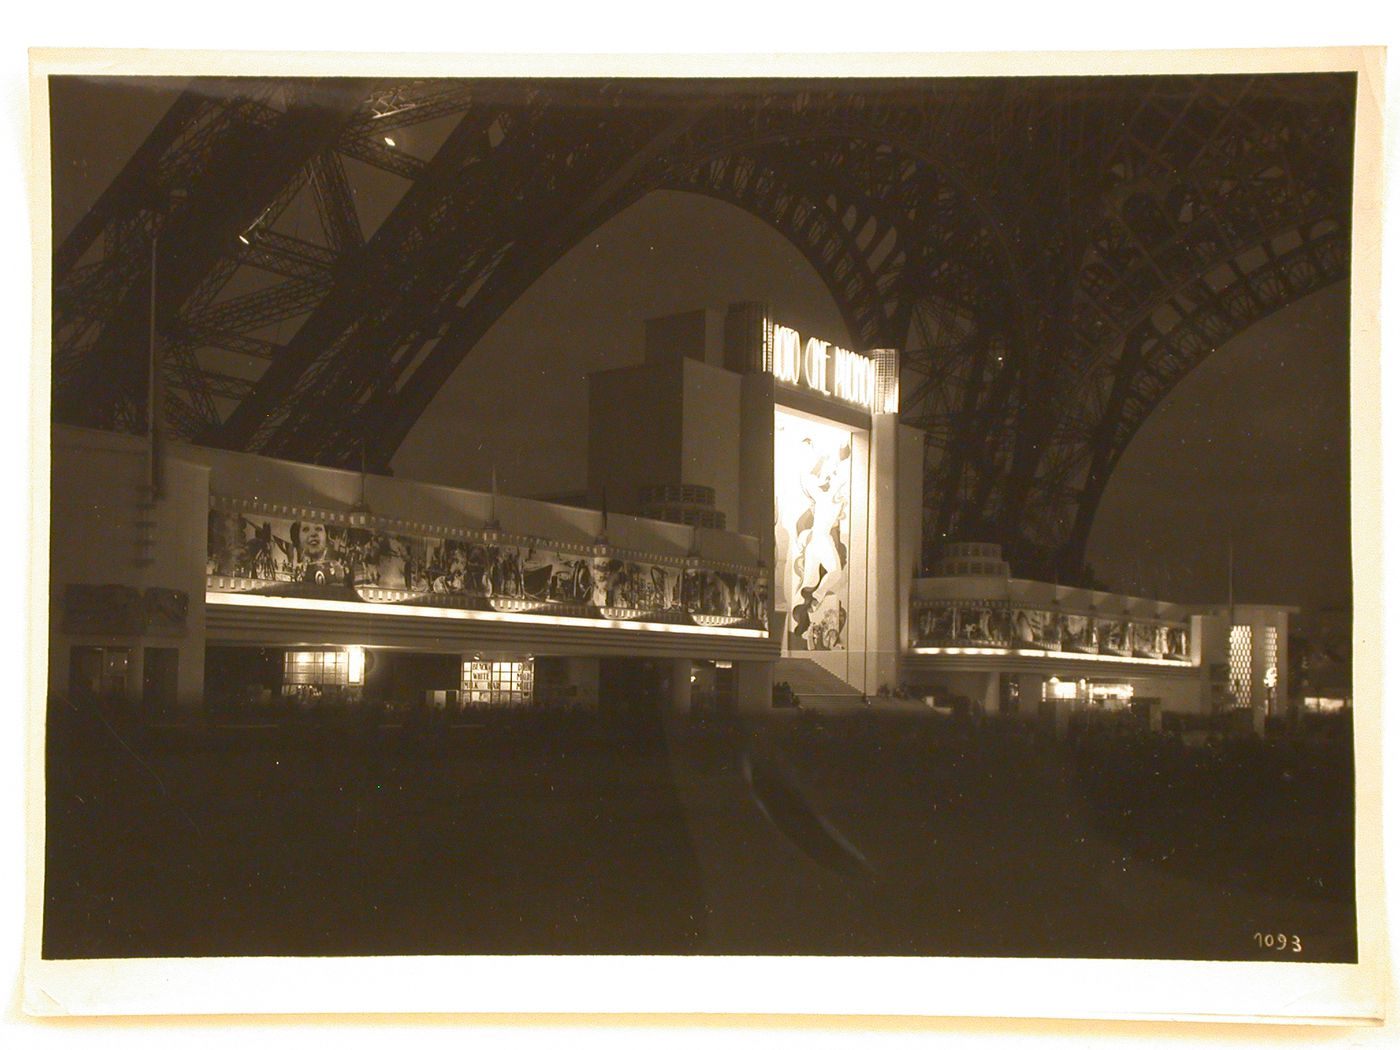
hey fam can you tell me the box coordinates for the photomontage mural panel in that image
[912,600,1188,660]
[208,500,766,629]
[911,601,1014,647]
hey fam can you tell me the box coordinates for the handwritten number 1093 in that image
[1253,932,1302,953]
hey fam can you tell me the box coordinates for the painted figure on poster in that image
[1062,613,1092,652]
[778,420,853,651]
[207,509,247,577]
[1014,608,1048,646]
[291,518,348,586]
[380,536,410,589]
[1167,625,1188,658]
[563,558,592,603]
[246,520,290,581]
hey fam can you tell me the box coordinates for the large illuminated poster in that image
[774,410,854,651]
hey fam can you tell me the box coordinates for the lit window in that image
[1228,625,1253,708]
[1304,696,1346,714]
[1088,681,1134,703]
[283,649,350,686]
[462,657,536,705]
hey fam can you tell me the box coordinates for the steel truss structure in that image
[52,74,1354,581]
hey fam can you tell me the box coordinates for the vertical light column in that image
[895,423,925,660]
[1228,624,1253,710]
[865,412,900,694]
[843,426,870,689]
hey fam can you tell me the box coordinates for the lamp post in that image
[144,187,186,501]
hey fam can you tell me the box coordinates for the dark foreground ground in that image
[43,702,1356,961]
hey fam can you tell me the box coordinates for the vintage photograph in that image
[28,49,1382,1018]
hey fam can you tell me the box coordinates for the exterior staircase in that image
[773,658,866,711]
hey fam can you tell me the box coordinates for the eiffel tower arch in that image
[51,73,1354,582]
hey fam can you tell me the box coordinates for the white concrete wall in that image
[586,360,683,515]
[1233,604,1293,722]
[185,434,758,566]
[680,358,743,528]
[50,427,210,706]
[1146,672,1211,715]
[840,426,870,690]
[644,307,724,369]
[896,423,925,654]
[910,573,1198,623]
[737,372,777,634]
[1193,606,1295,725]
[863,413,901,694]
[910,575,1012,602]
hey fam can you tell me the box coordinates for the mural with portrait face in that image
[207,509,351,588]
[207,499,762,627]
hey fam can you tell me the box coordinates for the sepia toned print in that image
[27,48,1384,1023]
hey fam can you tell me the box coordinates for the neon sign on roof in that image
[766,321,880,413]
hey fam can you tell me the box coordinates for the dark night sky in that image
[1090,281,1350,612]
[47,76,1355,616]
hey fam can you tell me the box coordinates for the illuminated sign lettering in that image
[772,324,802,385]
[767,322,878,413]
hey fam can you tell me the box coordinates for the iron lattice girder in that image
[917,76,1353,569]
[1050,225,1351,571]
[664,145,904,349]
[53,73,1355,579]
[53,78,374,430]
[183,273,332,335]
[930,224,1351,571]
[245,127,606,450]
[167,367,254,401]
[289,88,1045,466]
[339,92,721,463]
[307,151,365,254]
[215,99,522,451]
[235,228,340,283]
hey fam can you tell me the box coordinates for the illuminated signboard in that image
[766,321,884,414]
